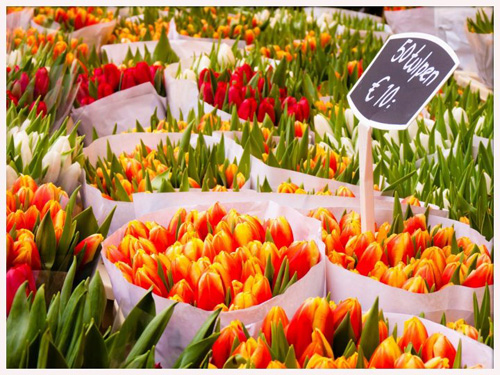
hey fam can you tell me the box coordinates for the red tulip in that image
[34,67,50,98]
[201,83,214,105]
[264,216,294,249]
[7,264,36,316]
[214,81,227,108]
[103,63,121,91]
[121,70,136,90]
[97,82,113,99]
[238,98,258,120]
[257,97,275,122]
[332,298,362,341]
[228,85,243,107]
[298,97,310,120]
[133,62,153,85]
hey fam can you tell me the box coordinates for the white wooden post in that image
[358,121,375,232]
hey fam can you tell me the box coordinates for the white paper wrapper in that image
[384,8,438,36]
[101,39,216,65]
[453,70,493,102]
[71,20,117,49]
[82,132,250,234]
[7,8,34,33]
[324,206,493,324]
[102,200,326,367]
[335,23,393,42]
[30,19,60,35]
[304,7,383,23]
[465,30,493,89]
[71,83,166,145]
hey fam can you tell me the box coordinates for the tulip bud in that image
[74,233,104,267]
[264,216,294,249]
[217,43,236,68]
[368,336,402,368]
[394,353,425,369]
[422,333,456,365]
[7,264,36,316]
[261,306,289,345]
[232,337,271,368]
[462,263,493,288]
[380,263,407,288]
[402,275,429,293]
[386,232,414,266]
[284,240,320,279]
[168,279,195,304]
[356,242,387,276]
[197,271,226,310]
[398,317,428,352]
[34,67,50,98]
[211,321,247,368]
[333,297,362,341]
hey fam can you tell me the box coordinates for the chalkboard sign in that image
[347,33,459,130]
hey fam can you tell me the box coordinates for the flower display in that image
[105,202,320,310]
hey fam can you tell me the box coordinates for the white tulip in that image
[483,171,492,191]
[314,114,333,138]
[423,118,435,132]
[407,119,419,139]
[180,69,197,81]
[306,15,313,24]
[217,43,235,68]
[419,133,429,150]
[6,165,18,190]
[475,116,485,134]
[8,126,19,138]
[415,182,424,194]
[194,54,211,74]
[269,16,278,28]
[50,135,71,154]
[326,133,339,149]
[442,188,451,210]
[13,130,29,149]
[29,132,40,149]
[20,119,31,131]
[20,139,32,166]
[452,107,468,125]
[386,129,399,144]
[59,162,82,194]
[42,150,62,183]
[7,50,21,67]
[255,9,270,23]
[340,137,355,155]
[344,108,355,135]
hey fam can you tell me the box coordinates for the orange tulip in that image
[336,186,355,197]
[211,321,247,368]
[345,231,375,259]
[230,291,258,310]
[398,317,428,352]
[31,183,65,211]
[233,337,271,368]
[74,233,104,267]
[385,232,414,266]
[420,246,446,274]
[187,257,210,290]
[300,328,334,366]
[267,360,288,369]
[422,333,456,364]
[166,208,187,244]
[12,175,38,193]
[424,356,450,369]
[332,298,362,341]
[261,306,289,345]
[283,240,320,279]
[441,261,467,286]
[149,224,169,252]
[447,319,479,340]
[462,263,493,288]
[171,254,192,284]
[16,186,34,208]
[368,336,402,368]
[265,216,294,249]
[12,238,41,269]
[402,276,429,293]
[134,264,167,297]
[168,279,195,304]
[432,226,454,248]
[333,356,352,368]
[125,219,149,239]
[340,219,361,246]
[182,238,204,261]
[328,251,355,270]
[114,261,134,283]
[403,214,426,235]
[214,250,242,281]
[394,353,425,368]
[286,297,335,359]
[380,263,407,288]
[356,242,387,276]
[370,260,389,280]
[7,233,15,269]
[106,245,129,265]
[243,274,272,304]
[305,354,336,369]
[213,229,236,254]
[308,207,339,234]
[207,202,227,229]
[197,271,225,310]
[412,229,431,254]
[414,259,441,290]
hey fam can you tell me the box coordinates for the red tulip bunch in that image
[197,63,310,123]
[76,62,164,106]
[7,65,50,116]
[106,202,320,311]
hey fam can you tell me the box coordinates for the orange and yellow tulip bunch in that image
[33,7,114,32]
[309,205,493,293]
[184,296,470,369]
[174,7,261,44]
[105,202,320,310]
[84,133,249,201]
[259,180,356,197]
[110,8,171,44]
[6,175,114,275]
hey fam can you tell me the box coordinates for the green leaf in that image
[82,321,109,368]
[83,271,107,328]
[36,211,57,270]
[332,312,356,358]
[358,297,380,360]
[7,282,31,368]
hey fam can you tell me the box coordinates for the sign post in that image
[347,33,459,232]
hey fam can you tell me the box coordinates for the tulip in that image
[12,239,41,270]
[213,81,227,108]
[286,297,335,358]
[420,246,446,274]
[394,353,425,369]
[386,232,414,267]
[462,263,493,288]
[368,336,402,368]
[257,98,275,123]
[422,333,456,364]
[230,291,258,310]
[238,98,258,120]
[267,361,288,369]
[432,226,454,248]
[6,165,18,190]
[314,114,333,138]
[398,317,428,352]
[34,67,50,98]
[441,261,467,286]
[121,70,136,90]
[284,240,320,279]
[7,234,15,269]
[356,242,387,276]
[149,225,169,253]
[134,264,167,297]
[133,62,153,85]
[345,231,375,259]
[168,279,195,304]
[414,259,441,289]
[31,183,65,212]
[74,234,104,267]
[41,150,63,184]
[403,214,426,235]
[264,216,294,249]
[261,306,289,344]
[12,175,37,194]
[347,60,363,77]
[217,43,236,68]
[197,271,225,310]
[380,263,407,288]
[402,276,429,293]
[232,337,271,368]
[305,353,336,369]
[424,357,450,369]
[103,63,121,90]
[332,297,362,341]
[7,264,36,315]
[212,321,247,368]
[243,274,272,304]
[298,97,310,121]
[228,85,243,107]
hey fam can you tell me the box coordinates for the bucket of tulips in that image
[71,57,167,144]
[81,130,251,233]
[173,295,492,368]
[465,8,493,88]
[314,197,493,323]
[101,200,325,366]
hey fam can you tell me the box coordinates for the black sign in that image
[347,33,459,130]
